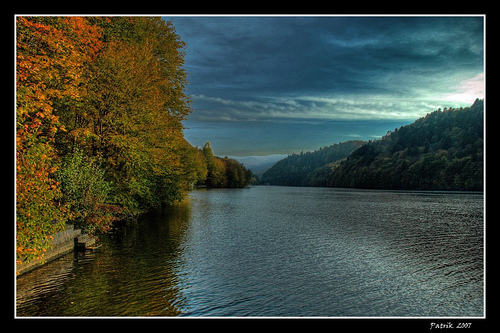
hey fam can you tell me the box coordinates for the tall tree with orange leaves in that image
[16,16,104,265]
[64,17,193,214]
[16,16,196,268]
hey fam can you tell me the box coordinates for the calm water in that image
[16,187,484,317]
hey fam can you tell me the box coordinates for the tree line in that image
[197,142,253,188]
[263,99,484,191]
[261,141,364,186]
[15,17,250,267]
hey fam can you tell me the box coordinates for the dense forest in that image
[264,99,484,191]
[321,99,484,190]
[16,17,250,266]
[262,141,364,186]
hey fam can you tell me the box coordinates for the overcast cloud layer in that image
[170,16,483,120]
[165,16,484,156]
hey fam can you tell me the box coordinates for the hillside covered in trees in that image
[15,17,250,266]
[264,99,484,191]
[262,141,364,186]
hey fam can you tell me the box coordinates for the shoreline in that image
[16,225,97,276]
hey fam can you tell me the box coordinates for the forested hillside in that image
[262,141,365,186]
[270,99,483,191]
[317,99,484,190]
[16,17,249,267]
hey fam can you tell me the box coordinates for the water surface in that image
[16,187,484,317]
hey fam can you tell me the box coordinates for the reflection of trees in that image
[16,201,193,316]
[16,253,76,316]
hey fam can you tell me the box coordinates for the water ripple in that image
[17,188,483,317]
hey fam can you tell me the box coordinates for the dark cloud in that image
[172,16,482,99]
[165,16,484,155]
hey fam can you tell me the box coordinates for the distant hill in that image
[229,154,288,178]
[267,99,483,191]
[263,99,484,191]
[262,141,365,186]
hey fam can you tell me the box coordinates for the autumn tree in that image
[52,17,193,214]
[199,142,252,188]
[16,16,251,272]
[202,142,226,187]
[16,16,193,267]
[179,140,208,188]
[16,17,103,265]
[79,17,192,212]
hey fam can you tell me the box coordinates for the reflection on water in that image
[16,187,484,317]
[16,202,192,316]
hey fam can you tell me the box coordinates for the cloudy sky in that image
[165,16,484,157]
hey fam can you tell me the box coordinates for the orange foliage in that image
[16,16,194,270]
[16,17,104,264]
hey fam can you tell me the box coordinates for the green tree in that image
[57,149,120,234]
[223,157,248,188]
[202,142,227,187]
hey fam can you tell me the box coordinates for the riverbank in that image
[16,224,97,276]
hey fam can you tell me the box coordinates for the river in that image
[16,186,484,317]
